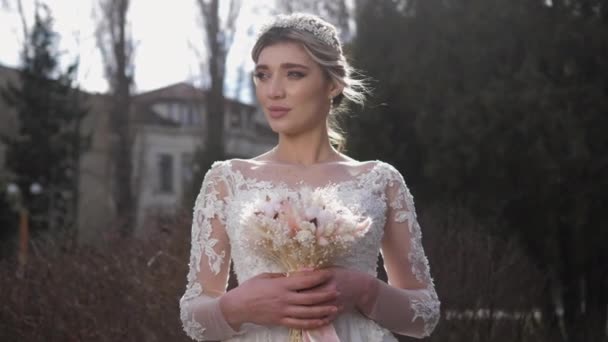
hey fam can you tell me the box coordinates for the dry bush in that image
[402,203,550,342]
[0,209,193,342]
[1,202,553,342]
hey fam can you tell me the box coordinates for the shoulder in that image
[372,160,405,181]
[202,160,230,178]
[203,158,261,184]
[206,158,256,174]
[224,157,262,170]
[200,160,239,190]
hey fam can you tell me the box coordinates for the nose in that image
[267,76,286,99]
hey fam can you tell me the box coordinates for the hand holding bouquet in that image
[240,187,372,342]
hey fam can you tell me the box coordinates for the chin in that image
[269,124,297,136]
[266,116,322,136]
[267,119,298,135]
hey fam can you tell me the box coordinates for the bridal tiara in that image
[257,13,342,51]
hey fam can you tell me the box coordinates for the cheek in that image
[254,83,265,103]
[291,80,330,106]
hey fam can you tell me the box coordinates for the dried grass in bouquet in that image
[240,187,372,342]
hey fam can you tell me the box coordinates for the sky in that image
[0,0,275,102]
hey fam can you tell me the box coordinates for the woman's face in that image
[254,41,340,136]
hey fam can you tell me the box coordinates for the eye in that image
[287,71,306,79]
[253,71,270,82]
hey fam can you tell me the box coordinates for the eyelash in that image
[253,71,306,82]
[253,72,269,81]
[287,71,305,79]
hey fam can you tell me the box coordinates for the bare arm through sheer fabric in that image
[179,161,241,341]
[362,164,441,338]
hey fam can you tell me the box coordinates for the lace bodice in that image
[180,159,440,341]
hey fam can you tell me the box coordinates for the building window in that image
[181,152,193,186]
[230,108,242,129]
[189,110,198,125]
[169,102,179,122]
[158,153,174,193]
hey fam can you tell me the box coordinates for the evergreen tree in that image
[1,4,89,237]
[350,0,608,340]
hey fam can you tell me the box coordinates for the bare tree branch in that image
[95,0,136,235]
[16,0,29,47]
[194,0,241,166]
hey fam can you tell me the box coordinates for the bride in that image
[179,13,440,341]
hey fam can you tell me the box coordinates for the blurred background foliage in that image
[347,0,607,341]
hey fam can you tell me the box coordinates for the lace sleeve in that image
[366,163,440,338]
[179,161,240,341]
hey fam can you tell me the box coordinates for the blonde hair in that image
[252,18,369,152]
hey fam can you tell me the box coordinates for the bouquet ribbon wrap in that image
[303,324,341,342]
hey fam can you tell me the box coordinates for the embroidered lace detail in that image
[221,161,389,282]
[382,163,440,337]
[180,283,206,340]
[412,295,441,337]
[180,161,230,340]
[190,161,228,278]
[180,159,439,340]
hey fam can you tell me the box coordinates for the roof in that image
[0,66,259,129]
[133,82,259,127]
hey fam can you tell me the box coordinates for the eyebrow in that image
[255,63,310,71]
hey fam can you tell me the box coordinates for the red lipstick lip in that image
[268,106,291,118]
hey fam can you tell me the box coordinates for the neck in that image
[273,129,338,166]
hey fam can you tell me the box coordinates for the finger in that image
[288,290,339,306]
[285,305,338,319]
[296,282,335,294]
[320,309,340,324]
[257,272,286,279]
[285,270,332,291]
[288,267,315,277]
[280,317,332,330]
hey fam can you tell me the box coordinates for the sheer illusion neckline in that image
[224,159,384,191]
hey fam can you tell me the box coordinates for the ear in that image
[327,80,344,100]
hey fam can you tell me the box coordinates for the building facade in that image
[130,83,275,237]
[0,65,276,242]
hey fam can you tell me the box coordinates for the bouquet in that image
[240,187,372,342]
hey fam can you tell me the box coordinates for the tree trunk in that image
[206,0,225,162]
[198,0,234,164]
[113,4,133,233]
[97,0,135,234]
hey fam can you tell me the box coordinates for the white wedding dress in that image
[180,159,440,341]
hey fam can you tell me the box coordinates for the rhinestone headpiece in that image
[257,13,342,52]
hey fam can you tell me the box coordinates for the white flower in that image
[322,223,336,236]
[295,230,314,245]
[317,209,334,228]
[300,221,316,235]
[261,202,275,217]
[305,207,320,221]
